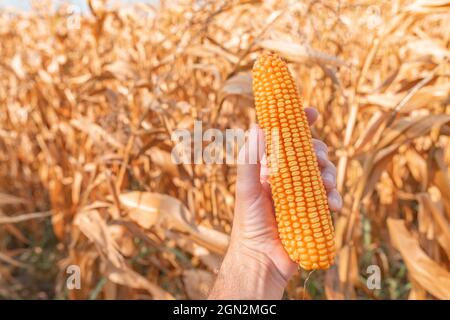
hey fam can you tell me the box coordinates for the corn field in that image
[0,0,449,300]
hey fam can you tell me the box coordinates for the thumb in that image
[236,124,265,202]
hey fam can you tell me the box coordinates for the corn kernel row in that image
[252,52,335,270]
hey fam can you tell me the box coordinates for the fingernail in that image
[329,196,337,209]
[317,150,327,161]
[331,193,342,209]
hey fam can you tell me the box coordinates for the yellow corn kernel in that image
[252,52,336,270]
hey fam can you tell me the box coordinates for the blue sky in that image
[0,0,155,12]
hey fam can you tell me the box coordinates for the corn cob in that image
[252,52,335,270]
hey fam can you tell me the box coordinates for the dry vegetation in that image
[0,0,449,299]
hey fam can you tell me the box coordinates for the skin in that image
[208,108,343,300]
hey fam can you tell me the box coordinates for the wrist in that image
[209,241,289,299]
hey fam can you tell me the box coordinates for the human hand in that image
[209,107,342,299]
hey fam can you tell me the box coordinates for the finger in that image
[260,152,270,184]
[258,129,272,197]
[305,107,319,126]
[255,125,269,184]
[236,124,264,200]
[328,189,343,212]
[261,181,272,199]
[313,139,329,167]
[323,160,337,190]
[257,129,270,184]
[322,167,336,191]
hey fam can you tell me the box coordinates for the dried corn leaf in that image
[119,192,229,254]
[0,193,27,206]
[219,72,253,103]
[406,0,450,14]
[387,218,450,300]
[417,193,450,258]
[258,40,346,67]
[75,209,173,299]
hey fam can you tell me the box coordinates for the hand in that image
[209,108,343,300]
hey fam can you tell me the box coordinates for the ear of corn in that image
[252,52,335,270]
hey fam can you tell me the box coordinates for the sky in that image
[0,0,155,12]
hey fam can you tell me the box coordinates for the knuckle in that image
[326,160,337,173]
[313,139,328,154]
